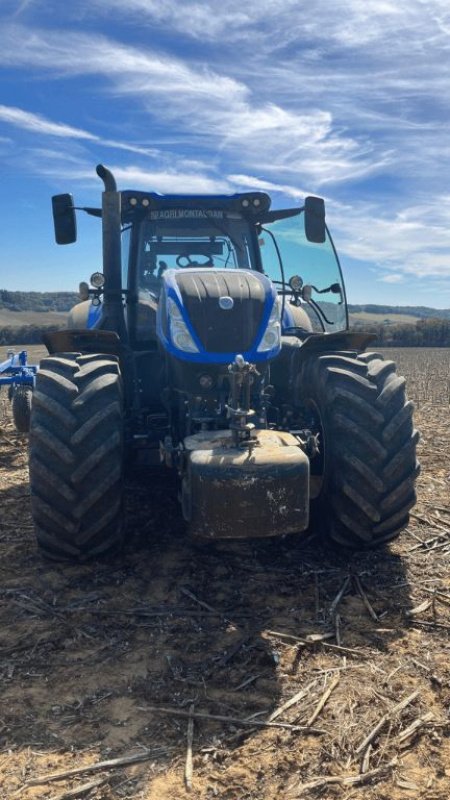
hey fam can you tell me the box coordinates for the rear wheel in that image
[12,385,33,432]
[29,353,124,560]
[297,351,419,548]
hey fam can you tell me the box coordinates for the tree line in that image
[357,318,450,347]
[0,290,78,313]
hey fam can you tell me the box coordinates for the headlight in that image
[257,297,281,353]
[90,271,105,289]
[167,298,199,354]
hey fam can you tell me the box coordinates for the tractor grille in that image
[175,270,266,353]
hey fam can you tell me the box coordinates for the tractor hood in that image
[156,268,280,364]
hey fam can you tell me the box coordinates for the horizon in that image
[1,2,449,307]
[2,286,450,315]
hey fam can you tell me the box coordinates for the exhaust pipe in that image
[96,164,127,340]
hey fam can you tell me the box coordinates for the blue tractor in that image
[28,165,419,560]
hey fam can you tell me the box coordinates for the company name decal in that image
[150,209,224,220]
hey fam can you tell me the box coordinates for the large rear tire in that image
[297,351,419,549]
[29,353,124,560]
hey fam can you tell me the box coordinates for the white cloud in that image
[0,24,244,101]
[331,198,450,280]
[378,274,405,284]
[84,0,450,60]
[0,103,164,161]
[87,0,300,42]
[0,104,98,140]
[0,26,380,188]
[228,174,305,200]
[17,149,233,195]
[101,166,231,194]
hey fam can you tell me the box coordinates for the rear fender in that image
[296,330,376,355]
[271,330,377,398]
[43,329,121,357]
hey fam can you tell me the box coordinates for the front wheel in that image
[29,353,124,561]
[297,351,419,549]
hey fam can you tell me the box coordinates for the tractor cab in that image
[121,189,348,346]
[54,172,348,353]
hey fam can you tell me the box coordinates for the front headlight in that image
[167,298,199,353]
[257,297,281,353]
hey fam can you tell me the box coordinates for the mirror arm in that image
[74,206,102,218]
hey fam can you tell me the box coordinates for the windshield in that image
[137,216,254,295]
[259,213,347,333]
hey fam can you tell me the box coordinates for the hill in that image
[349,311,421,327]
[2,290,449,323]
[348,303,450,321]
[0,290,75,346]
[0,289,78,313]
[1,290,449,348]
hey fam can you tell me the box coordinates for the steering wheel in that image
[176,254,213,268]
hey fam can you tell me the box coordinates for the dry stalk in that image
[353,575,379,621]
[396,712,435,745]
[137,704,325,734]
[329,576,350,618]
[185,703,195,791]
[45,777,108,800]
[23,751,158,787]
[267,680,318,723]
[406,599,433,616]
[305,675,340,727]
[290,757,397,797]
[360,743,372,774]
[355,690,419,755]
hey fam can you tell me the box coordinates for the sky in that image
[0,0,449,307]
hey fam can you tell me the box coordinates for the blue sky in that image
[0,0,449,307]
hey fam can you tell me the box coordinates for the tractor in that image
[28,164,419,560]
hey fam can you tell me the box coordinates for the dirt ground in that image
[1,347,450,800]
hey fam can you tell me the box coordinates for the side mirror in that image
[304,196,326,244]
[52,194,77,244]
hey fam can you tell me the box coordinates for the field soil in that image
[0,310,68,328]
[1,348,450,799]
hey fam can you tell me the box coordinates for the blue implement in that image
[0,349,39,387]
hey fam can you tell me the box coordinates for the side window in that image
[259,215,347,333]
